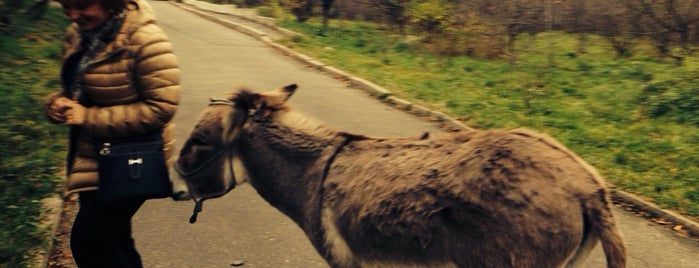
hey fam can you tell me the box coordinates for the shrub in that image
[257,1,284,18]
[407,0,452,34]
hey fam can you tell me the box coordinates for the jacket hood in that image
[122,0,157,33]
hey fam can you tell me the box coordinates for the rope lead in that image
[189,199,204,224]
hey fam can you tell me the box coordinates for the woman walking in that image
[44,0,180,267]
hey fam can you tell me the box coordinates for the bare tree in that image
[314,0,699,63]
[555,0,590,53]
[333,0,376,20]
[321,0,334,27]
[364,0,411,35]
[465,0,545,63]
[626,0,699,64]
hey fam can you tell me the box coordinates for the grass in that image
[278,19,699,218]
[0,7,70,268]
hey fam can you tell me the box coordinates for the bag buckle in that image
[128,158,143,165]
[129,154,144,179]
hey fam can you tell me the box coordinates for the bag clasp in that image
[128,158,143,165]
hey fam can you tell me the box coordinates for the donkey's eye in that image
[189,138,208,146]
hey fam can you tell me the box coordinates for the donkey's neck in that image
[238,111,340,227]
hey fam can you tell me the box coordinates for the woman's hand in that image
[63,101,87,125]
[49,97,86,125]
[48,97,71,123]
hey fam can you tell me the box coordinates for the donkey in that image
[172,84,627,268]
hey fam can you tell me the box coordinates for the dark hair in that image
[56,0,127,14]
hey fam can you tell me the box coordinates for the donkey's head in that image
[171,84,298,201]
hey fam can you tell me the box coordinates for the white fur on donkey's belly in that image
[320,208,457,268]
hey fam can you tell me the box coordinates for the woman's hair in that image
[56,0,128,14]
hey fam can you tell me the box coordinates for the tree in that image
[626,0,699,64]
[367,0,411,35]
[467,0,545,63]
[568,0,590,53]
[321,0,334,27]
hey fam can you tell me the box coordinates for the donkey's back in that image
[318,128,626,268]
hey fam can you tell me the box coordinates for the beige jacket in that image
[45,0,180,195]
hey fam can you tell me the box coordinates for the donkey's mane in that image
[276,110,338,139]
[249,110,339,156]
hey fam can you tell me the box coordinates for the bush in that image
[257,0,284,18]
[427,27,505,58]
[408,0,452,34]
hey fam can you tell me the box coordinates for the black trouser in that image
[71,191,145,268]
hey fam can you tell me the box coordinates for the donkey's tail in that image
[565,188,627,268]
[596,201,627,268]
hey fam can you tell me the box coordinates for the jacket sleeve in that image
[43,27,80,125]
[81,23,181,138]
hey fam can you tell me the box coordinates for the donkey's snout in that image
[171,190,191,201]
[169,165,191,201]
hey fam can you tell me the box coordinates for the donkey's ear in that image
[281,84,298,101]
[256,84,298,108]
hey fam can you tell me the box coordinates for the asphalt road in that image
[132,1,699,267]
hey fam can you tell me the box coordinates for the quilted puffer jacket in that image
[45,0,180,195]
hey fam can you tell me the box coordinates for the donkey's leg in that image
[563,216,601,268]
[319,208,362,268]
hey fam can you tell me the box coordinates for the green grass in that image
[279,19,699,218]
[0,7,70,268]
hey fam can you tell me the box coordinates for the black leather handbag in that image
[96,131,172,205]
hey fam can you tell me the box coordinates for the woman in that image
[44,0,180,267]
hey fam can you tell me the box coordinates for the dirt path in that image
[46,195,77,268]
